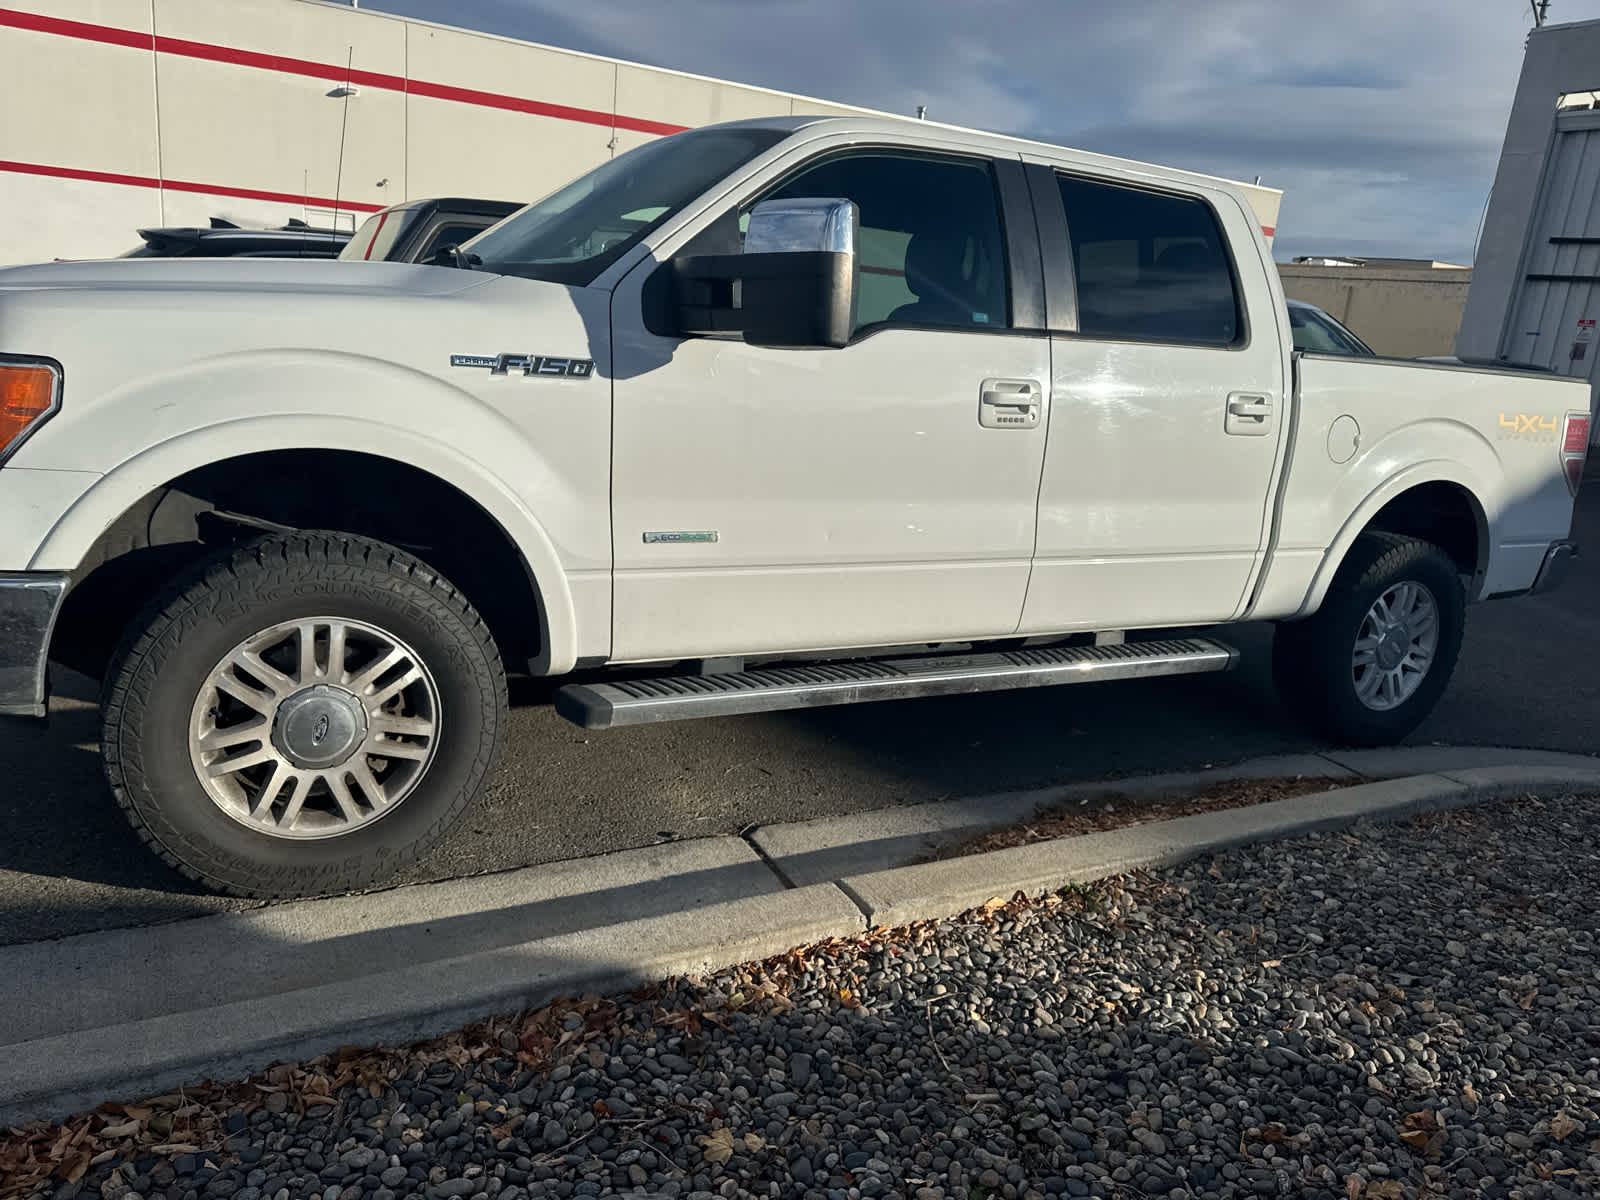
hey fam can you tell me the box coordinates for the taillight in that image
[0,358,61,464]
[1563,412,1590,497]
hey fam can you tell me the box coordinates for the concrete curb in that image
[3,745,1596,1126]
[0,884,865,1127]
[836,768,1600,928]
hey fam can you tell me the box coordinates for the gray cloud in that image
[368,0,1600,261]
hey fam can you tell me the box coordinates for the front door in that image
[608,145,1050,662]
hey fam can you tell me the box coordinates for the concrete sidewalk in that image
[3,744,1597,1126]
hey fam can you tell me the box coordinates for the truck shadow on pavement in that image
[0,640,1302,945]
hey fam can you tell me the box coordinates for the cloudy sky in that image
[363,0,1598,262]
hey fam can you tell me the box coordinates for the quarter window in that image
[1056,175,1242,347]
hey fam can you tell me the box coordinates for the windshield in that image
[339,206,423,262]
[462,127,787,285]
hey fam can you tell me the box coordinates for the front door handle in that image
[1225,392,1274,436]
[980,379,1042,429]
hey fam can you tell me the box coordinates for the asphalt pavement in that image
[3,475,1595,946]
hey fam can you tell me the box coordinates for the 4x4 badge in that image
[451,353,595,378]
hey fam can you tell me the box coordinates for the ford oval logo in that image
[312,714,331,745]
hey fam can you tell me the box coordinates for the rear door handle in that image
[980,379,1042,429]
[1225,392,1274,436]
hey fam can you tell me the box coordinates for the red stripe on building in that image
[1262,226,1275,237]
[0,6,688,135]
[0,6,150,50]
[152,31,408,91]
[404,78,684,135]
[0,159,384,214]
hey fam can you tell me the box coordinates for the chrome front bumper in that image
[1530,541,1576,596]
[0,572,69,718]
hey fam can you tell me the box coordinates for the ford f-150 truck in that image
[0,116,1586,898]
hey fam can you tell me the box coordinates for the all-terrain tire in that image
[101,531,507,898]
[1273,532,1465,746]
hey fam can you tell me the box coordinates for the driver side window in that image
[708,151,1012,332]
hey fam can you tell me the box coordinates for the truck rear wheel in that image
[101,532,507,898]
[1273,532,1465,746]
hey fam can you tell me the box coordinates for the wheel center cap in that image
[273,685,368,769]
[1376,627,1410,671]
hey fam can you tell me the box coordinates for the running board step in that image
[554,637,1238,730]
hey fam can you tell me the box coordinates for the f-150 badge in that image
[451,353,595,378]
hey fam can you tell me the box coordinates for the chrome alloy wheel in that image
[1351,581,1439,712]
[188,617,441,839]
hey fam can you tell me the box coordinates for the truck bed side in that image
[1252,353,1587,617]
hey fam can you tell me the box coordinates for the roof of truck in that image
[701,115,1283,205]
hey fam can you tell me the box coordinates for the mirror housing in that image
[662,197,859,348]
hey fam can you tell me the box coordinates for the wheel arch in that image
[39,420,579,678]
[1298,465,1489,617]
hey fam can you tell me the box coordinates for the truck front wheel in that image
[101,532,507,897]
[1273,532,1465,746]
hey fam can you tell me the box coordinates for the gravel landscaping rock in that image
[7,790,1600,1200]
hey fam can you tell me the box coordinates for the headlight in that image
[0,356,62,466]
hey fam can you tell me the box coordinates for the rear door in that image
[1018,163,1291,633]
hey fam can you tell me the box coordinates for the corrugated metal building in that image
[1459,17,1600,442]
[0,0,1280,266]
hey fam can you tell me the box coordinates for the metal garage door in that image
[1505,108,1600,443]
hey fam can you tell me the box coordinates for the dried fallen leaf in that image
[1550,1111,1582,1140]
[1399,1129,1431,1151]
[700,1127,735,1165]
[1367,1182,1406,1199]
[1462,1082,1480,1113]
[1260,959,1282,969]
[98,1121,140,1139]
[1344,1174,1364,1200]
[1533,1162,1554,1181]
[1520,989,1538,1011]
[742,1132,765,1151]
[1403,1110,1440,1132]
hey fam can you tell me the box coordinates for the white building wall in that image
[0,0,1281,266]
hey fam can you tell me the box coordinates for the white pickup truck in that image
[0,116,1587,898]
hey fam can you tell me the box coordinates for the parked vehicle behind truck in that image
[338,197,523,265]
[0,115,1586,897]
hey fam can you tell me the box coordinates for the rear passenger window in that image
[1056,175,1242,347]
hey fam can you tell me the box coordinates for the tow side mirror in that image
[663,197,860,348]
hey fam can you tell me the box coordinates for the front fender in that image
[26,352,600,674]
